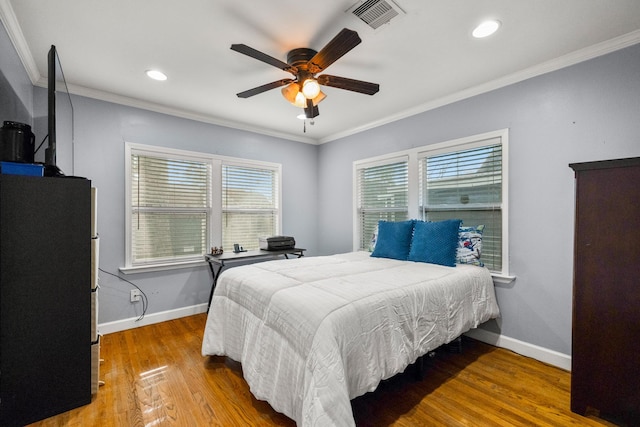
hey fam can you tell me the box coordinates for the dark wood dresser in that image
[569,157,640,425]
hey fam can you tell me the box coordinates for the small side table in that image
[204,248,306,310]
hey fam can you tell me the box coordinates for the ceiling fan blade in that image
[304,99,320,118]
[317,75,379,95]
[230,44,296,73]
[307,28,361,73]
[236,79,294,98]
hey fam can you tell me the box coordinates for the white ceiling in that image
[3,0,640,144]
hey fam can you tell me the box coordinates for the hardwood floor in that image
[28,314,620,426]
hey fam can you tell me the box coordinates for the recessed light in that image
[472,20,501,38]
[146,69,167,81]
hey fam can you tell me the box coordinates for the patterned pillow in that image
[368,223,378,252]
[408,219,462,267]
[457,225,485,266]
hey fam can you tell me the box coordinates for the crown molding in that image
[0,0,40,84]
[319,30,640,144]
[36,78,319,145]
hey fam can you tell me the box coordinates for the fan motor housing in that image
[287,48,317,67]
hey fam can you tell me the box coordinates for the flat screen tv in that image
[44,45,73,175]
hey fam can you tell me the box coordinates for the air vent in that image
[350,0,405,30]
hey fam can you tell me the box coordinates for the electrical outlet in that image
[130,289,141,302]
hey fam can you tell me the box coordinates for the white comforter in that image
[202,251,499,426]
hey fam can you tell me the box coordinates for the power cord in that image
[98,268,148,321]
[34,134,48,155]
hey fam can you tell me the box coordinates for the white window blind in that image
[419,141,503,271]
[353,130,509,278]
[131,153,211,265]
[222,164,279,250]
[356,158,409,250]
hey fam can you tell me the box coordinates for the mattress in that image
[202,251,500,426]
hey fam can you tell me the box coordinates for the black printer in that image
[259,236,296,250]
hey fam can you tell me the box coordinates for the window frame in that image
[353,129,513,282]
[353,154,411,251]
[122,142,281,274]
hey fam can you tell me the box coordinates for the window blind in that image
[222,164,278,250]
[131,153,211,265]
[419,142,502,271]
[357,159,409,250]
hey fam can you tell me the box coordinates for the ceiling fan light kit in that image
[231,28,380,127]
[302,79,321,99]
[281,83,325,108]
[310,91,326,106]
[284,87,301,106]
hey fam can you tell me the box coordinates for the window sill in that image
[119,259,207,275]
[491,273,516,285]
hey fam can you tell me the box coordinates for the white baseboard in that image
[98,303,209,335]
[464,328,572,371]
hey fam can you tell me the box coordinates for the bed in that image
[202,241,500,426]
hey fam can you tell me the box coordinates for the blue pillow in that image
[408,219,462,267]
[370,220,415,260]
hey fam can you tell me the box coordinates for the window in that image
[355,157,409,250]
[354,129,510,278]
[129,148,212,267]
[222,163,279,251]
[124,143,281,272]
[419,140,503,271]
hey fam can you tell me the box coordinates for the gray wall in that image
[56,95,320,324]
[0,21,32,126]
[318,43,640,355]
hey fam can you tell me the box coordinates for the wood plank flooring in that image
[27,314,620,426]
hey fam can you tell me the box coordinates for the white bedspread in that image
[202,251,499,426]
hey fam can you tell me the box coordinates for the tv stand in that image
[43,163,65,176]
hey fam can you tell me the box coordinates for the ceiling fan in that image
[231,28,379,119]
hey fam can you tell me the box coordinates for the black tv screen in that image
[45,45,73,173]
[46,45,55,166]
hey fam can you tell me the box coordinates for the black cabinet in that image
[0,175,91,426]
[569,157,640,425]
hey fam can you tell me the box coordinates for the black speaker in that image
[0,121,35,163]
